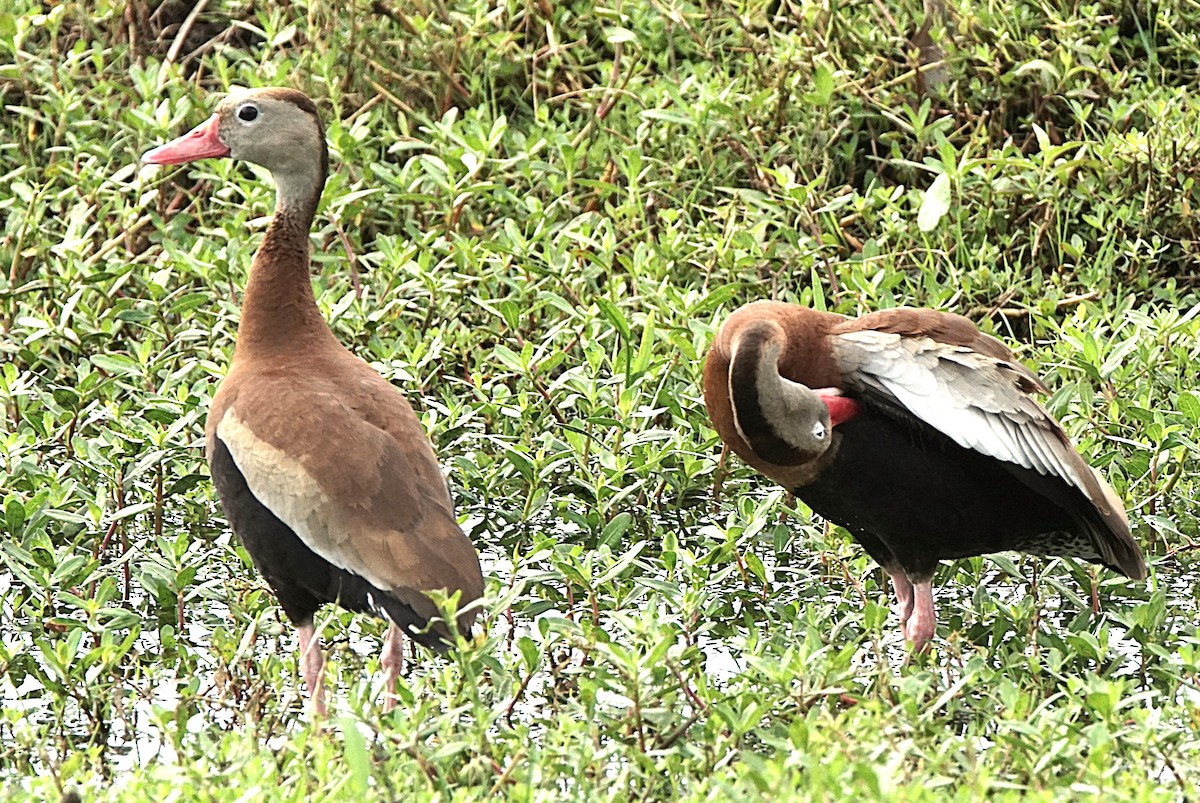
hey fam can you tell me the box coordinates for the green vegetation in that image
[2,0,1198,799]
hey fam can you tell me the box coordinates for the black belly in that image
[796,413,1105,580]
[209,435,446,648]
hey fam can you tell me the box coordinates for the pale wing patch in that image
[831,330,1094,496]
[216,406,396,593]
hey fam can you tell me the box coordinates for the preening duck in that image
[144,88,483,713]
[703,300,1146,651]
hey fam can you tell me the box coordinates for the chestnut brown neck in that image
[233,170,336,359]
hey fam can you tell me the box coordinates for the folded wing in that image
[211,371,484,633]
[828,314,1142,578]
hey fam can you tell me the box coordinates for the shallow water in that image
[0,500,1187,782]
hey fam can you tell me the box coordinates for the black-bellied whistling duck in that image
[143,88,483,714]
[703,300,1147,651]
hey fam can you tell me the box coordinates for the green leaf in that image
[1179,390,1200,424]
[503,447,535,481]
[341,718,370,798]
[594,540,645,586]
[5,497,26,534]
[598,511,632,550]
[50,554,91,586]
[517,636,540,672]
[596,297,631,341]
[605,26,637,44]
[812,64,834,104]
[493,344,527,373]
[640,109,694,126]
[111,502,154,521]
[1014,58,1061,82]
[917,172,952,232]
[1032,123,1052,153]
[0,12,16,42]
[90,353,141,375]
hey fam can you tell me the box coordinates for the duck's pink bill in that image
[815,387,862,427]
[143,114,229,164]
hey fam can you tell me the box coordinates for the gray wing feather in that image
[831,328,1143,578]
[830,330,1094,495]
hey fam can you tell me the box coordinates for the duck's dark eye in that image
[237,104,259,122]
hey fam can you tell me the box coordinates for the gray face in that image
[215,94,321,173]
[753,334,833,455]
[763,375,832,461]
[213,92,324,207]
[792,392,832,454]
[731,327,836,465]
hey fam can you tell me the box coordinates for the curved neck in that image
[728,323,828,466]
[233,175,335,358]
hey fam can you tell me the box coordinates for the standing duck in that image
[144,88,484,713]
[703,300,1146,651]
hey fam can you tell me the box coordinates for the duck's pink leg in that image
[297,623,327,716]
[906,579,937,653]
[888,569,915,641]
[380,623,405,711]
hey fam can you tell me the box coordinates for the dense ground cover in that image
[2,0,1199,799]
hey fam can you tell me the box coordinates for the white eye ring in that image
[236,103,260,123]
[811,421,827,440]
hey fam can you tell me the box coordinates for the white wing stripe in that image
[216,407,395,592]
